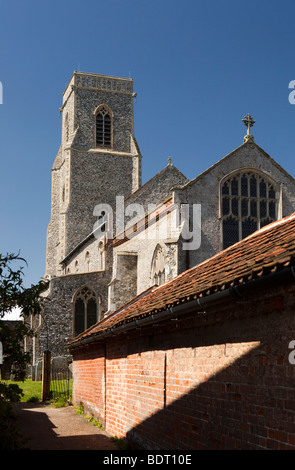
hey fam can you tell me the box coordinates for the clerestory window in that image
[95,105,112,148]
[221,170,280,250]
[73,286,98,337]
[98,241,105,271]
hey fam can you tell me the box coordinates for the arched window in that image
[85,251,90,271]
[98,241,105,271]
[151,245,166,286]
[73,286,98,337]
[75,260,79,273]
[98,210,106,233]
[221,170,280,249]
[95,105,112,148]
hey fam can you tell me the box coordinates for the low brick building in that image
[68,212,295,450]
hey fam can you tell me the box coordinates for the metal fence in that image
[50,366,72,400]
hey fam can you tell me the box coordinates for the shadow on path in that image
[12,402,119,451]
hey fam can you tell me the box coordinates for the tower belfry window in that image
[95,106,112,148]
[221,170,279,249]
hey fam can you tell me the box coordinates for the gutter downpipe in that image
[69,266,295,348]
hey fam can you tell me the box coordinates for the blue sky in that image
[1,0,295,288]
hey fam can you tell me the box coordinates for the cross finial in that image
[168,156,172,166]
[242,113,255,143]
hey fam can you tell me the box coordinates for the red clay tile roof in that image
[68,212,295,346]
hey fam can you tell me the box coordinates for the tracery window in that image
[74,286,98,337]
[95,105,112,148]
[151,245,166,286]
[221,170,279,249]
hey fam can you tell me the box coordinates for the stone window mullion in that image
[95,105,112,149]
[74,286,98,336]
[221,170,279,249]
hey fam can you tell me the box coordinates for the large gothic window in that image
[151,245,166,286]
[221,170,279,249]
[74,286,98,337]
[95,105,112,148]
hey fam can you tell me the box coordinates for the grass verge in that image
[2,379,42,402]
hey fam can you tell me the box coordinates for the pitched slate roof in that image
[68,212,295,347]
[125,163,188,204]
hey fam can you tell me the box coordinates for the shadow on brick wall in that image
[122,309,295,450]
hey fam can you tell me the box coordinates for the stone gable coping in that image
[181,141,295,190]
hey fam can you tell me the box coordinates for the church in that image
[31,70,295,363]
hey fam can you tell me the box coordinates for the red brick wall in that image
[72,343,106,424]
[71,284,295,449]
[105,339,128,436]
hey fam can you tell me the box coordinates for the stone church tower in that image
[46,71,141,278]
[28,72,143,361]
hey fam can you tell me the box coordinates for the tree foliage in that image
[0,252,48,378]
[0,252,48,449]
[0,252,47,318]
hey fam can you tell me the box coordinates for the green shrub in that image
[0,381,26,450]
[51,396,68,408]
[0,381,23,402]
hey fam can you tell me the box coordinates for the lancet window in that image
[95,105,112,148]
[98,241,105,271]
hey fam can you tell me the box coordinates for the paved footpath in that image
[12,402,119,451]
